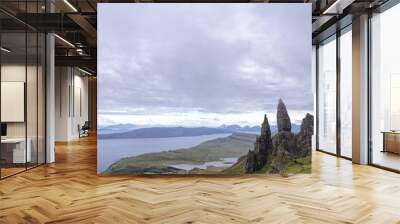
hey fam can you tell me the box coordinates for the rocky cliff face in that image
[245,150,257,173]
[277,99,291,132]
[256,115,272,166]
[272,132,296,157]
[243,99,313,174]
[245,115,273,173]
[295,113,314,157]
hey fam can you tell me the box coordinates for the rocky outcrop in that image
[272,99,296,157]
[272,131,296,157]
[242,99,313,175]
[295,113,314,157]
[277,99,291,132]
[245,115,273,173]
[245,150,257,173]
[271,150,289,174]
[255,115,272,167]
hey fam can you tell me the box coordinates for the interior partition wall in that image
[316,25,353,159]
[0,1,47,179]
[370,2,400,171]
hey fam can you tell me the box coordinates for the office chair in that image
[79,121,90,138]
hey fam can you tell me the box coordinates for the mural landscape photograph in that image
[97,4,313,175]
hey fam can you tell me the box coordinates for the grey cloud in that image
[98,4,312,114]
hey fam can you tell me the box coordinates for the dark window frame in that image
[315,23,353,161]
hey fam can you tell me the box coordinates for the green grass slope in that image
[223,155,311,175]
[102,133,256,175]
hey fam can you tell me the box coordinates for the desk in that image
[382,131,400,154]
[1,138,31,163]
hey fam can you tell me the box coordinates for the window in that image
[318,36,337,154]
[370,3,400,171]
[339,28,352,158]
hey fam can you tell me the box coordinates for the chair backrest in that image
[82,121,90,129]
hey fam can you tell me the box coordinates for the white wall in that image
[55,67,89,141]
[1,65,26,137]
[1,65,39,138]
[72,73,89,138]
[1,63,47,164]
[55,66,70,141]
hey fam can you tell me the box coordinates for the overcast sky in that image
[98,3,312,127]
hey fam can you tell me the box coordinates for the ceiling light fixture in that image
[322,0,354,15]
[54,34,75,48]
[1,47,11,53]
[76,48,85,56]
[63,0,78,12]
[78,67,93,76]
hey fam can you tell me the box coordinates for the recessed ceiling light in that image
[54,34,75,48]
[323,0,354,15]
[78,67,93,76]
[1,47,11,53]
[63,0,78,12]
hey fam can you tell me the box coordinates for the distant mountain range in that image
[98,127,231,139]
[219,124,300,134]
[98,123,300,139]
[217,124,260,133]
[98,124,138,134]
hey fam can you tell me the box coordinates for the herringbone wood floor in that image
[1,136,400,224]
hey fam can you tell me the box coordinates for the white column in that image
[352,14,369,164]
[45,0,56,163]
[46,33,55,163]
[55,67,73,141]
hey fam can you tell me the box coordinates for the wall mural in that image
[97,3,313,176]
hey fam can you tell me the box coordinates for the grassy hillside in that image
[222,155,311,175]
[221,155,247,175]
[102,133,256,175]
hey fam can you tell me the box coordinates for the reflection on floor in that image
[373,150,400,171]
[0,167,25,178]
[0,163,42,178]
[1,135,400,223]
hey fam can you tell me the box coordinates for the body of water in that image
[169,157,238,171]
[97,133,232,172]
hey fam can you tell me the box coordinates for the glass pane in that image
[371,4,400,171]
[38,33,45,165]
[318,36,337,154]
[1,31,27,177]
[27,31,38,169]
[340,29,352,158]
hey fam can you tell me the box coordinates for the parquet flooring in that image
[1,135,400,223]
[1,167,26,178]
